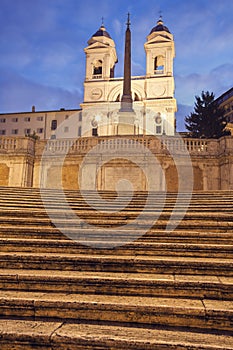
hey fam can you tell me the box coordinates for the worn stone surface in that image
[0,187,232,348]
[0,320,233,349]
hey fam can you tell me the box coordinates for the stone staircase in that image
[0,186,232,349]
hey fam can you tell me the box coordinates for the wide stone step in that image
[0,207,232,219]
[0,226,232,244]
[0,291,232,332]
[0,320,233,350]
[0,216,231,233]
[0,269,232,300]
[0,252,232,275]
[0,187,232,197]
[0,238,232,258]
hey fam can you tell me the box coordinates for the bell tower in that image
[144,17,177,135]
[83,22,118,102]
[81,22,118,136]
[144,16,175,77]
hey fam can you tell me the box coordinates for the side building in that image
[0,107,82,140]
[215,87,233,135]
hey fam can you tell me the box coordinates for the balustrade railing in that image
[0,137,35,154]
[0,137,17,150]
[42,135,223,156]
[0,135,231,157]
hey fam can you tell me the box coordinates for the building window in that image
[51,134,56,139]
[12,117,18,122]
[51,119,57,130]
[156,125,162,134]
[155,113,162,135]
[24,128,31,135]
[12,129,18,135]
[78,126,82,137]
[0,118,6,123]
[64,126,69,133]
[24,117,31,122]
[37,128,43,134]
[93,60,102,78]
[37,116,44,121]
[79,113,82,121]
[0,130,6,135]
[92,128,98,136]
[154,55,165,74]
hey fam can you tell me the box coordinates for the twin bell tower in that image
[81,15,177,137]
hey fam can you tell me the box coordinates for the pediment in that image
[85,41,110,50]
[147,34,171,45]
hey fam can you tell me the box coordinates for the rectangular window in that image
[156,125,162,134]
[0,118,6,123]
[24,117,31,122]
[64,126,69,133]
[37,116,44,121]
[12,118,18,122]
[92,128,98,136]
[51,119,57,130]
[0,130,6,135]
[24,128,31,135]
[12,129,18,135]
[78,126,82,137]
[79,113,82,121]
[37,128,43,134]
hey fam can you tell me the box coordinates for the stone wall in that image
[0,135,232,191]
[0,137,35,187]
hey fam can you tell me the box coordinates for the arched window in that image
[154,55,164,74]
[155,112,162,134]
[93,60,102,78]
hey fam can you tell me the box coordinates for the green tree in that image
[185,91,230,139]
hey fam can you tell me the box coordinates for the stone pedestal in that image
[117,111,136,135]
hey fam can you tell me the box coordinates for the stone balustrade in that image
[0,136,35,155]
[0,134,232,158]
[35,135,232,157]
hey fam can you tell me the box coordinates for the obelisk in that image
[117,13,136,134]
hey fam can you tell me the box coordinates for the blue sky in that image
[0,0,232,130]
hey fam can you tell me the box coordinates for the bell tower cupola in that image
[84,22,118,81]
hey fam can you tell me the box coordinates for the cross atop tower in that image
[126,13,130,28]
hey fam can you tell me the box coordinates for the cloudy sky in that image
[0,0,232,130]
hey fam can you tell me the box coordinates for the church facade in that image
[81,18,176,137]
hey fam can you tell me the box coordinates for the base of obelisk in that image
[117,111,136,135]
